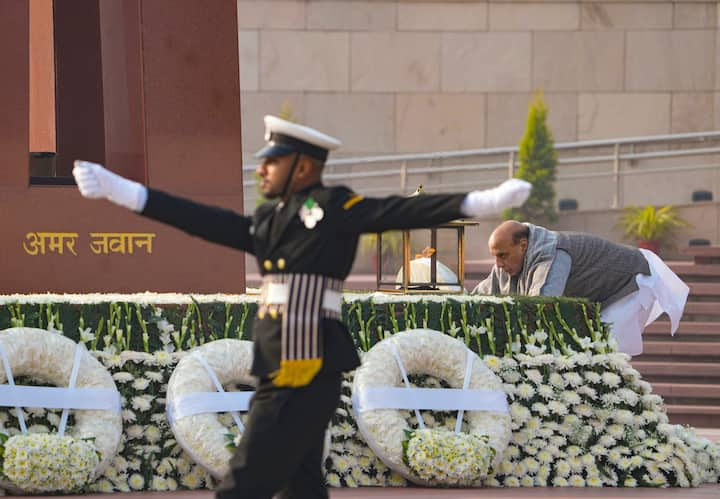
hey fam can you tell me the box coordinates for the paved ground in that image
[20,484,720,499]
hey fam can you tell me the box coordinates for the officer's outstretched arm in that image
[72,160,255,253]
[337,178,532,234]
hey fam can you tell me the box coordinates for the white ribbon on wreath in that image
[0,327,123,493]
[352,329,512,486]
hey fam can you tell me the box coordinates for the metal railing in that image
[243,131,720,210]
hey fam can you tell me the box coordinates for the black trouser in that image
[215,372,342,499]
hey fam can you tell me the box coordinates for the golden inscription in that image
[23,232,155,256]
[23,232,79,256]
[89,233,155,255]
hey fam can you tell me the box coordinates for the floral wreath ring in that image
[166,339,257,479]
[352,329,512,486]
[0,327,122,493]
[166,339,333,479]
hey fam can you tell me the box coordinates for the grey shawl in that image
[472,223,557,296]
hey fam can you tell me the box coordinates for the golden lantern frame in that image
[375,220,478,293]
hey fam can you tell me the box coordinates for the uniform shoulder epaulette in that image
[329,185,364,211]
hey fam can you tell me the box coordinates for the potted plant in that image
[618,204,691,255]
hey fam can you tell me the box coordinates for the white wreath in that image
[352,329,512,486]
[166,339,256,479]
[0,327,122,492]
[166,339,332,480]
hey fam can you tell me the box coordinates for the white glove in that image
[72,160,148,212]
[460,178,532,217]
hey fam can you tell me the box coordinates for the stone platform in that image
[17,483,720,499]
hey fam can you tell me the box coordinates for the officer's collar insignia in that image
[299,197,324,229]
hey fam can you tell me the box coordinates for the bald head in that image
[489,221,529,248]
[488,221,529,276]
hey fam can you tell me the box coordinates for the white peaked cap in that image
[255,115,342,161]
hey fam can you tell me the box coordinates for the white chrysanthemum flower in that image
[180,472,203,489]
[128,474,145,490]
[523,457,540,473]
[531,402,550,417]
[601,372,621,388]
[151,351,173,366]
[510,403,532,424]
[535,385,554,401]
[561,390,581,405]
[590,444,608,457]
[150,476,168,491]
[614,409,634,425]
[536,450,553,464]
[112,372,135,383]
[548,372,565,388]
[548,401,569,416]
[144,425,162,444]
[130,395,153,412]
[568,456,583,473]
[503,476,520,487]
[144,371,164,383]
[512,431,530,446]
[132,378,150,391]
[624,476,638,487]
[126,425,144,440]
[519,475,534,487]
[576,385,597,399]
[483,355,502,372]
[555,460,571,477]
[562,372,583,387]
[524,369,543,385]
[552,476,569,486]
[569,474,586,486]
[516,383,536,400]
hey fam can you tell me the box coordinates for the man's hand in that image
[493,178,532,209]
[72,160,148,212]
[460,178,532,217]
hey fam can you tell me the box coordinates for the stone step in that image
[639,341,720,357]
[684,302,720,316]
[644,320,720,336]
[651,382,720,399]
[680,245,720,259]
[666,404,720,427]
[667,261,720,278]
[631,360,720,378]
[689,282,720,296]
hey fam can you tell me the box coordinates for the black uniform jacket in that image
[141,183,467,378]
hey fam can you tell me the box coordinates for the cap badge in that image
[299,197,324,229]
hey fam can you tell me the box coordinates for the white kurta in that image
[600,248,689,356]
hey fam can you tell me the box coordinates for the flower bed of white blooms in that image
[1,300,720,493]
[0,347,719,492]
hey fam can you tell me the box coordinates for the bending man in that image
[472,220,689,355]
[72,115,531,499]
